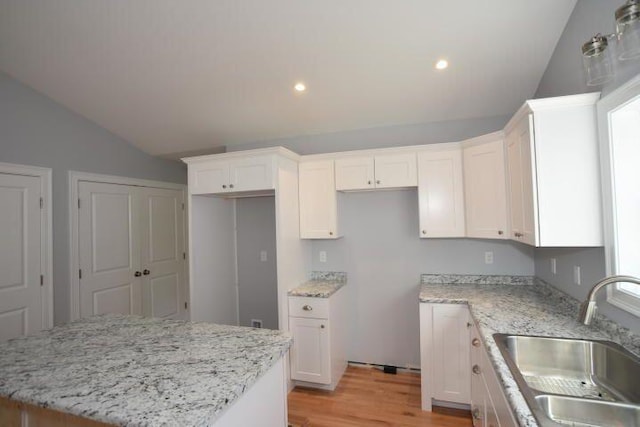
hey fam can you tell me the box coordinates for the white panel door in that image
[374,153,417,188]
[0,173,42,342]
[290,317,330,384]
[432,304,471,404]
[418,149,465,237]
[463,139,508,239]
[335,156,375,190]
[79,182,142,318]
[140,187,186,319]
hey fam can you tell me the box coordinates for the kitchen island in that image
[419,274,640,426]
[0,314,292,426]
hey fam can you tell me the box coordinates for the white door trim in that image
[0,162,53,329]
[69,171,186,321]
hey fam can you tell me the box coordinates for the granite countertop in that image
[419,274,640,427]
[288,271,347,298]
[0,314,292,426]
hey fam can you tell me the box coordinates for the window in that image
[598,75,640,317]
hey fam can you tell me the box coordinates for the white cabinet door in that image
[299,160,339,239]
[79,182,142,318]
[431,304,471,404]
[229,156,274,192]
[418,149,465,237]
[0,173,43,342]
[335,157,375,191]
[464,138,508,239]
[140,187,187,320]
[290,316,331,384]
[506,114,538,245]
[189,161,230,195]
[374,153,417,188]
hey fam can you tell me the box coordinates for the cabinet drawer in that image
[289,297,329,319]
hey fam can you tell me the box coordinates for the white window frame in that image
[597,74,640,318]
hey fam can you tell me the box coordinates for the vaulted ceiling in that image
[0,1,577,156]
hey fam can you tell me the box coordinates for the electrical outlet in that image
[251,319,263,328]
[484,251,494,265]
[574,266,581,285]
[551,258,557,275]
[260,250,267,262]
[319,251,327,263]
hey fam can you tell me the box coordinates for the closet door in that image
[79,182,142,317]
[139,187,186,320]
[0,173,43,341]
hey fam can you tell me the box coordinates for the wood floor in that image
[288,366,472,427]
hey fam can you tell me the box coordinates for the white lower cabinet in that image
[289,288,347,390]
[420,303,516,427]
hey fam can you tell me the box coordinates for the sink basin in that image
[535,395,640,427]
[493,334,640,426]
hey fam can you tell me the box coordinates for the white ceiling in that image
[0,1,577,156]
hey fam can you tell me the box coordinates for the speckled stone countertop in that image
[419,274,640,427]
[288,271,347,298]
[0,314,292,426]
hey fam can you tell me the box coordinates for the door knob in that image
[134,271,142,277]
[143,269,150,276]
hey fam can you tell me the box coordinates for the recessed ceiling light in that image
[435,59,449,70]
[294,82,306,92]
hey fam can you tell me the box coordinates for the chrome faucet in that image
[578,275,640,325]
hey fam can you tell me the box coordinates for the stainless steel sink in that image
[535,395,640,427]
[494,334,640,426]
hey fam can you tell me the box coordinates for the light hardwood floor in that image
[288,366,473,427]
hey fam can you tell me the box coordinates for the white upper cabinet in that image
[463,133,508,240]
[187,155,274,195]
[335,152,417,191]
[299,160,340,239]
[505,93,603,247]
[418,148,465,238]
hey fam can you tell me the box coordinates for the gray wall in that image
[314,190,534,368]
[536,0,640,98]
[534,0,640,331]
[0,71,187,325]
[227,115,510,155]
[236,197,278,330]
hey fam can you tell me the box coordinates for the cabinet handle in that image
[134,271,142,277]
[302,305,313,311]
[514,232,522,238]
[466,322,473,328]
[367,180,372,185]
[329,231,334,236]
[222,184,227,189]
[422,230,427,235]
[143,269,150,276]
[498,230,504,235]
[320,324,325,329]
[472,338,481,347]
[472,364,481,375]
[376,180,381,185]
[229,184,234,189]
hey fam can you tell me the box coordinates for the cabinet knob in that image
[320,324,325,329]
[472,364,481,375]
[302,305,313,311]
[222,184,227,189]
[329,231,334,236]
[472,338,481,347]
[498,230,504,235]
[229,184,234,189]
[466,322,473,328]
[422,230,427,235]
[367,180,372,185]
[134,271,142,277]
[514,232,522,238]
[143,269,150,276]
[376,180,381,184]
